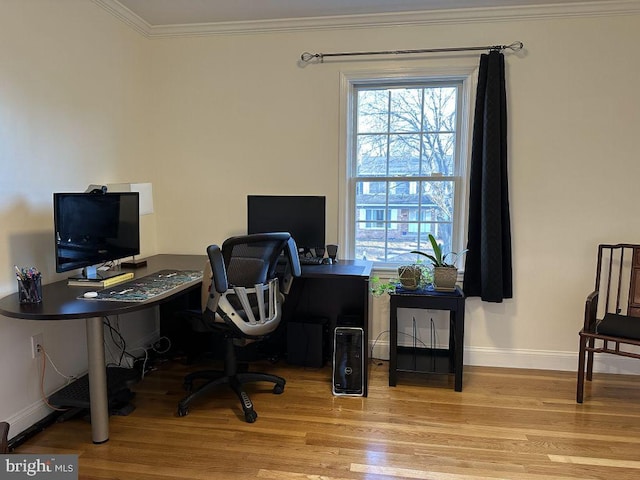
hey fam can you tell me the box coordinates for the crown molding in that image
[92,0,151,36]
[92,0,640,38]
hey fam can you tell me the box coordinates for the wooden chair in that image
[0,422,9,453]
[577,243,640,403]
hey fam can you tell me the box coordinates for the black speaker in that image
[332,327,364,396]
[287,318,328,367]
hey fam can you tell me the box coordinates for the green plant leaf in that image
[428,234,443,265]
[410,250,439,266]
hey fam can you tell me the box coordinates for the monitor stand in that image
[68,265,128,281]
[121,255,147,269]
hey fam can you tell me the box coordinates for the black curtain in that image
[462,50,513,303]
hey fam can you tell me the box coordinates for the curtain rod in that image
[300,41,523,63]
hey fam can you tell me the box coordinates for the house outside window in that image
[339,67,475,267]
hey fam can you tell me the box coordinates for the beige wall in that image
[0,0,155,435]
[1,0,639,436]
[146,13,640,369]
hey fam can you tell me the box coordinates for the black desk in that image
[0,255,371,441]
[389,286,465,391]
[284,260,372,395]
[0,254,206,444]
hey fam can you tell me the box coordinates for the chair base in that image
[177,369,285,423]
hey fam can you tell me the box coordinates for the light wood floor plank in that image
[548,454,640,469]
[11,358,640,480]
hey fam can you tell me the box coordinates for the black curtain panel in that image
[463,50,513,303]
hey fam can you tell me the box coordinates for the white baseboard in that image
[4,401,54,443]
[370,341,640,375]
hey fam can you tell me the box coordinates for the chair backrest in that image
[595,244,640,318]
[221,233,292,286]
[204,233,300,338]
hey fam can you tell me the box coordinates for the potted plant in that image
[370,276,398,296]
[411,234,468,291]
[370,264,433,295]
[397,264,422,290]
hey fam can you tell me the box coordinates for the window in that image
[340,68,474,267]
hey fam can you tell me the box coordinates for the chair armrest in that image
[285,236,301,278]
[206,244,228,294]
[583,290,599,332]
[278,237,301,295]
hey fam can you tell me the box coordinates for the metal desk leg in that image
[86,316,109,444]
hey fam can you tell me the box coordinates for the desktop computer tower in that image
[332,327,364,396]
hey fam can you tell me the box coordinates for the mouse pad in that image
[78,270,203,302]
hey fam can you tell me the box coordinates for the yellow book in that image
[68,272,134,288]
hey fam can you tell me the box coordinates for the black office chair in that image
[177,232,300,422]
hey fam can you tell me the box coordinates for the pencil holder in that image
[18,276,42,304]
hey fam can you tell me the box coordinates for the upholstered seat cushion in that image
[597,313,640,341]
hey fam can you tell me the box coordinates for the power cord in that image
[369,329,429,366]
[102,316,172,378]
[104,316,137,368]
[38,345,74,412]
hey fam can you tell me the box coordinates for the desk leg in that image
[86,316,109,444]
[389,299,397,386]
[453,305,464,392]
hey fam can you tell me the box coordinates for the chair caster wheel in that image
[244,410,258,423]
[273,384,284,395]
[177,405,189,417]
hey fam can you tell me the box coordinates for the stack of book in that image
[67,272,134,288]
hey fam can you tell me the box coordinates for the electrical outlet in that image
[31,333,43,359]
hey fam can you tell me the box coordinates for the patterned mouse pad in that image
[78,270,203,302]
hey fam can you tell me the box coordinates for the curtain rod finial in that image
[508,41,524,51]
[301,52,322,63]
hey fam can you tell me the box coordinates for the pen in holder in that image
[15,266,42,304]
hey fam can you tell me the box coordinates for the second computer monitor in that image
[247,195,326,254]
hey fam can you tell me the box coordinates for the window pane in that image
[355,221,387,261]
[422,133,455,176]
[357,134,388,176]
[389,134,420,176]
[389,88,422,133]
[387,221,422,263]
[421,180,454,222]
[357,90,389,133]
[421,180,454,254]
[423,87,457,132]
[356,180,387,212]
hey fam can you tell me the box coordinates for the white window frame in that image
[338,65,478,270]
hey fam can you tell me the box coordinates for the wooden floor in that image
[14,357,640,480]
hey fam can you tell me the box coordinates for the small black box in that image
[286,318,329,368]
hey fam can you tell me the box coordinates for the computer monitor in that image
[54,192,140,277]
[247,195,326,253]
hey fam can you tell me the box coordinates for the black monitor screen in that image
[247,195,326,252]
[54,192,140,273]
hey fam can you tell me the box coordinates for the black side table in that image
[389,286,466,391]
